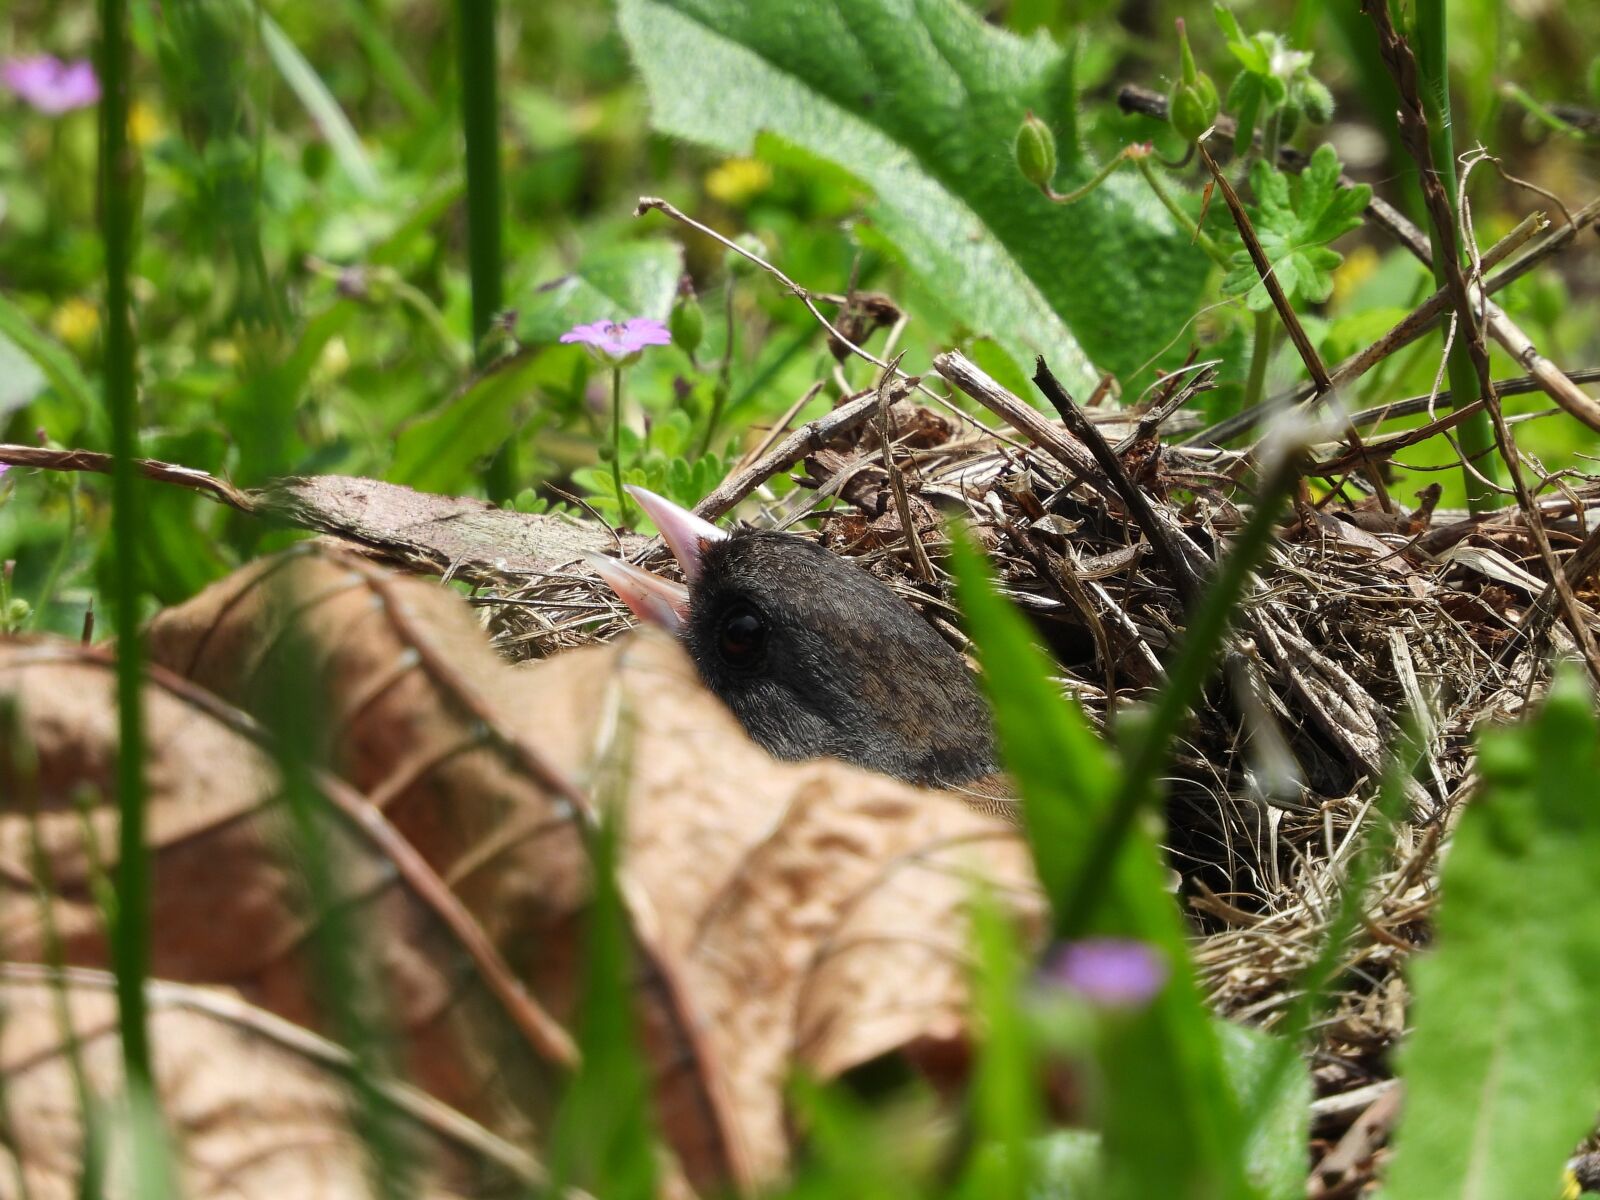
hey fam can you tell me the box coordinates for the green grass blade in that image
[949,534,1255,1200]
[259,629,420,1200]
[258,10,383,197]
[549,721,659,1200]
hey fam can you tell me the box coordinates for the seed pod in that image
[1168,19,1220,142]
[1014,111,1057,191]
[669,278,704,356]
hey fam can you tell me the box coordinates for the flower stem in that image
[697,284,736,460]
[611,366,632,526]
[1134,156,1230,267]
[1041,148,1131,204]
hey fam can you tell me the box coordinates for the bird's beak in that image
[588,488,730,633]
[624,485,727,584]
[585,552,690,633]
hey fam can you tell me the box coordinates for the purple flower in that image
[559,317,671,362]
[1040,938,1168,1009]
[1,55,101,115]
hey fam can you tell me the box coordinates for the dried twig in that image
[1033,358,1204,609]
[688,385,892,523]
[873,353,935,583]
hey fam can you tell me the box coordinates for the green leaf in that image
[0,326,46,418]
[0,292,107,446]
[389,356,544,494]
[1385,667,1600,1200]
[517,240,685,345]
[948,533,1256,1200]
[1221,145,1369,312]
[618,0,1207,390]
[1217,1022,1310,1200]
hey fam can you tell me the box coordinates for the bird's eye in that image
[717,603,766,666]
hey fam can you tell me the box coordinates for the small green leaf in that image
[1385,667,1600,1200]
[1221,145,1369,311]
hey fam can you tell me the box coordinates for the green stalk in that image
[456,0,512,501]
[1413,0,1501,510]
[696,284,736,459]
[99,0,152,1093]
[1243,310,1275,415]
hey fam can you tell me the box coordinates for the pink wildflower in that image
[560,317,672,362]
[2,55,100,114]
[1040,938,1168,1009]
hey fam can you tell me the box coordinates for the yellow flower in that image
[313,335,351,384]
[49,297,99,354]
[1330,244,1379,307]
[128,101,163,148]
[704,157,772,206]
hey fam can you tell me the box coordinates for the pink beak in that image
[624,485,727,583]
[588,486,729,632]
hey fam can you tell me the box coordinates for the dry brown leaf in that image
[0,965,536,1200]
[0,635,574,1159]
[2,545,1043,1192]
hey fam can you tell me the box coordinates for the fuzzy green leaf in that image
[618,0,1207,391]
[1385,668,1600,1200]
[1221,145,1369,312]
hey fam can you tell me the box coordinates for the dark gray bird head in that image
[588,486,998,789]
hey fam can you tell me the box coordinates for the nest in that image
[483,344,1600,1159]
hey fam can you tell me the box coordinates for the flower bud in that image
[1297,76,1334,125]
[1168,19,1220,142]
[669,278,704,357]
[1014,111,1057,191]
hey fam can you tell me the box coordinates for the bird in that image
[587,485,1009,805]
